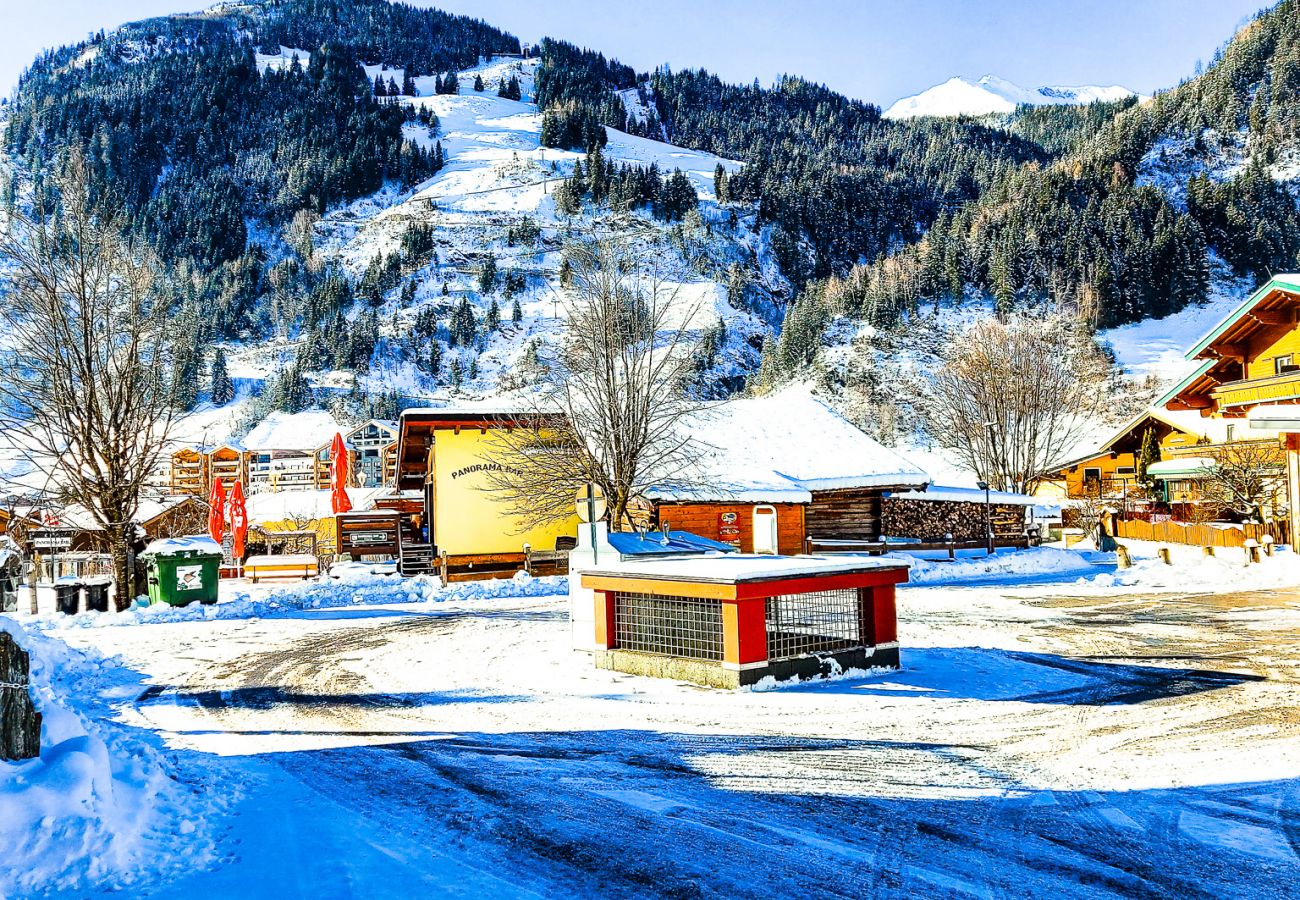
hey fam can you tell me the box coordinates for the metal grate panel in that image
[614,592,725,661]
[765,589,864,661]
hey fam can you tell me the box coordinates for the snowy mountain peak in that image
[883,74,1141,120]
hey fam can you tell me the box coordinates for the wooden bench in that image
[244,554,319,583]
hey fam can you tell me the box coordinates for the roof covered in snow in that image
[242,410,342,452]
[886,486,1040,506]
[246,488,385,525]
[645,387,930,503]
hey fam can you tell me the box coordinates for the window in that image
[1276,355,1296,375]
[1116,466,1135,476]
[1083,467,1101,482]
[1226,424,1235,442]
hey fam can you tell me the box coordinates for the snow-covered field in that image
[6,543,1300,897]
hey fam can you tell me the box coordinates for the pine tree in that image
[427,339,443,377]
[486,297,501,331]
[444,71,460,94]
[1137,426,1161,488]
[477,254,497,294]
[473,72,485,92]
[210,347,235,405]
[511,297,522,322]
[449,356,464,390]
[714,163,728,203]
[468,357,479,380]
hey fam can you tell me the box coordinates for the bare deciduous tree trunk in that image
[0,151,177,610]
[924,312,1113,495]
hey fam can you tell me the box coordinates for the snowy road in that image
[51,580,1300,898]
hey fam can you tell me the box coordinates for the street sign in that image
[575,483,606,563]
[31,529,74,551]
[575,483,607,523]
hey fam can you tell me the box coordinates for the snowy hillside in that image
[195,56,765,447]
[884,75,1140,119]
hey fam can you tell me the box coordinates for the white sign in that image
[176,564,204,591]
[32,535,73,551]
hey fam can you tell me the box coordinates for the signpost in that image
[575,483,607,563]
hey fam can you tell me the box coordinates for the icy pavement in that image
[11,560,1300,898]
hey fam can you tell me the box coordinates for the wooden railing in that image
[805,535,1032,557]
[1113,518,1288,548]
[1210,370,1300,408]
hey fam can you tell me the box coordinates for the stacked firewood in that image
[882,499,1025,542]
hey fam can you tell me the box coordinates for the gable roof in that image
[1184,275,1300,360]
[645,387,930,503]
[243,410,342,452]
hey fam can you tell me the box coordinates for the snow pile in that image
[1089,548,1300,592]
[0,616,229,896]
[141,535,221,556]
[32,573,568,629]
[899,547,1102,585]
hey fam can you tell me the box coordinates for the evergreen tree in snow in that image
[511,297,522,322]
[448,356,464,390]
[473,72,485,92]
[477,254,497,294]
[210,347,235,405]
[486,297,501,332]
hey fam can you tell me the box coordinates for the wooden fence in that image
[1113,518,1289,548]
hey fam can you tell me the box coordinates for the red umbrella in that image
[229,480,249,561]
[207,477,227,544]
[330,432,353,514]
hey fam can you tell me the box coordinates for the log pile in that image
[1,631,41,761]
[882,499,1026,542]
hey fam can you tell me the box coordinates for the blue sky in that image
[2,1,1269,106]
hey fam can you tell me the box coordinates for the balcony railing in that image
[1210,370,1300,407]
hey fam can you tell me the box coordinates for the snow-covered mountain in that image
[883,75,1140,120]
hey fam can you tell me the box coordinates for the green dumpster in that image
[140,536,223,607]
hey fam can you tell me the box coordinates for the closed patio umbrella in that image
[207,477,227,544]
[330,432,353,514]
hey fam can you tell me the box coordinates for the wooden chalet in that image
[635,389,930,553]
[377,406,578,578]
[1043,409,1221,502]
[1153,274,1300,531]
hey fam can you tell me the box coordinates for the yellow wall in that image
[1245,325,1300,380]
[432,428,578,556]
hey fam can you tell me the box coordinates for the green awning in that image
[1146,457,1216,479]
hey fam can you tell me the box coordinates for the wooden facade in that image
[649,502,806,555]
[1046,411,1210,501]
[805,488,888,543]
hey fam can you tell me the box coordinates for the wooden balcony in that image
[1210,370,1300,408]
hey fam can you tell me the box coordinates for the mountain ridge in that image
[884,74,1142,119]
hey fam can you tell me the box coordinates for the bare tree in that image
[924,312,1112,495]
[485,240,709,530]
[1196,441,1286,522]
[0,152,178,608]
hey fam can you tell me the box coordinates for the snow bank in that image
[32,572,568,630]
[1088,548,1300,592]
[897,547,1103,586]
[0,616,230,895]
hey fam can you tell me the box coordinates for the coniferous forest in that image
[7,0,1300,401]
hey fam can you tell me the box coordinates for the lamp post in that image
[977,480,993,555]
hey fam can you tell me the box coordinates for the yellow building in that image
[1045,409,1217,501]
[392,407,578,576]
[1160,274,1300,531]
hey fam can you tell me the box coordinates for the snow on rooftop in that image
[583,552,908,584]
[887,486,1040,506]
[245,488,385,525]
[242,410,342,452]
[647,386,929,503]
